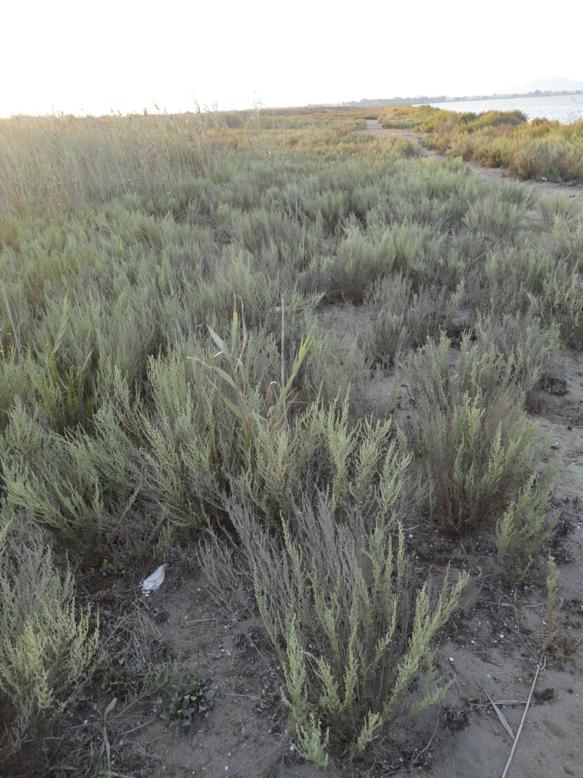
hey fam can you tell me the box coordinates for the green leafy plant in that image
[0,542,99,760]
[162,678,217,727]
[197,297,312,445]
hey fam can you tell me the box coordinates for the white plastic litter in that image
[142,563,167,596]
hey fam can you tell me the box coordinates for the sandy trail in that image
[363,118,583,205]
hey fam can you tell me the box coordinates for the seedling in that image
[162,678,217,727]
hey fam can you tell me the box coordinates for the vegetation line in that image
[379,104,583,183]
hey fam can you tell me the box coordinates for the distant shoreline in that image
[342,89,583,108]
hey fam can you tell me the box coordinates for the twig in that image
[480,685,515,740]
[410,714,440,768]
[500,655,545,778]
[103,697,117,778]
[493,700,528,706]
[117,717,158,738]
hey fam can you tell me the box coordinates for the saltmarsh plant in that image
[362,273,463,366]
[496,468,558,582]
[0,311,387,553]
[534,266,583,350]
[482,244,583,349]
[463,192,527,242]
[195,298,312,448]
[1,104,581,771]
[236,403,411,524]
[317,219,451,304]
[403,335,552,536]
[475,311,560,401]
[0,539,99,761]
[298,325,369,412]
[226,497,467,766]
[198,304,408,523]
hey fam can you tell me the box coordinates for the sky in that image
[2,0,583,117]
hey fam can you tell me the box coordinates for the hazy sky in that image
[2,0,583,116]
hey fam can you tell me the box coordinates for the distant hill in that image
[522,77,583,92]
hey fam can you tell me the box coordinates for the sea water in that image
[428,93,583,123]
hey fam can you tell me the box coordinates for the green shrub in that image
[405,333,516,409]
[226,498,467,764]
[463,193,526,241]
[0,541,99,762]
[362,273,462,366]
[496,469,558,581]
[536,266,583,349]
[475,311,560,399]
[404,336,550,535]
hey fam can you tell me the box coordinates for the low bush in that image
[225,497,467,765]
[496,469,558,581]
[475,311,560,400]
[0,540,99,763]
[484,246,583,349]
[361,273,462,366]
[403,336,549,536]
[379,105,583,183]
[0,105,576,770]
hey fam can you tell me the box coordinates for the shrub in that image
[362,273,462,366]
[536,266,583,349]
[298,325,369,411]
[226,498,468,764]
[380,105,583,183]
[475,311,560,399]
[405,333,515,409]
[403,336,550,535]
[311,220,449,304]
[496,468,558,581]
[463,193,526,242]
[0,541,99,762]
[537,194,583,230]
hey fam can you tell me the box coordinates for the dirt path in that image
[363,118,583,205]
